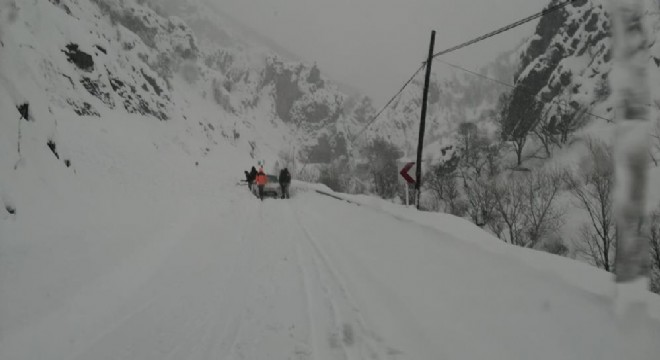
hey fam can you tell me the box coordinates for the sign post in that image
[400,162,416,185]
[402,182,413,207]
[400,162,416,206]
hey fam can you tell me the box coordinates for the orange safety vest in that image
[255,172,267,186]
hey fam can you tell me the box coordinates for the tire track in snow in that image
[293,231,318,359]
[290,202,396,360]
[210,197,316,360]
[195,195,261,360]
[289,207,349,359]
[220,205,262,360]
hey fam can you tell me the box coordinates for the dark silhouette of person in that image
[279,168,291,199]
[245,170,253,190]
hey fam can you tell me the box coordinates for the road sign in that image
[400,162,416,185]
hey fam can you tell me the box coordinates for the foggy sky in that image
[210,0,551,104]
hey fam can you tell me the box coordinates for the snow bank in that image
[295,181,660,320]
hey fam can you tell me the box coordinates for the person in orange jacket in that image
[254,167,268,201]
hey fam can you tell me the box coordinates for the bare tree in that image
[429,173,462,214]
[463,175,497,227]
[456,128,500,226]
[493,175,528,246]
[651,108,660,166]
[425,154,462,215]
[555,97,589,145]
[457,125,501,178]
[565,140,616,271]
[648,207,660,293]
[442,174,462,215]
[522,169,565,248]
[531,106,557,159]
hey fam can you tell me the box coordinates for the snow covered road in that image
[2,189,660,360]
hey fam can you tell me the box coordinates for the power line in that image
[431,0,577,59]
[350,0,579,145]
[435,59,517,90]
[434,58,613,123]
[349,63,425,144]
[330,0,578,149]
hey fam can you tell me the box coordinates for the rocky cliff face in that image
[511,0,660,139]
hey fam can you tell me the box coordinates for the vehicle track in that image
[290,202,396,360]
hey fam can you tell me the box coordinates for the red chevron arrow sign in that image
[400,162,416,185]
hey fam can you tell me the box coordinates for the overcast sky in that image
[210,0,551,104]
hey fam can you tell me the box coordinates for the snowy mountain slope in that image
[365,0,659,168]
[154,0,531,167]
[151,0,361,162]
[10,0,367,172]
[357,46,524,162]
[510,0,660,147]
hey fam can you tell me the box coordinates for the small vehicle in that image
[252,174,281,198]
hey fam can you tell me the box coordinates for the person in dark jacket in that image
[245,170,253,190]
[249,166,258,194]
[279,168,291,199]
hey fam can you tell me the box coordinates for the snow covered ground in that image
[1,1,660,359]
[2,165,660,359]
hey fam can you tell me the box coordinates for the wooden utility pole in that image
[415,30,436,209]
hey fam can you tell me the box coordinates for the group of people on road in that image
[244,166,291,201]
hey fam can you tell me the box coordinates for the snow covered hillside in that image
[3,0,377,174]
[506,0,660,156]
[153,0,366,163]
[356,44,524,161]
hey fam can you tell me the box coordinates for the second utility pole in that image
[415,30,435,210]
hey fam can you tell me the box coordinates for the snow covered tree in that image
[362,138,402,199]
[278,149,295,171]
[352,96,376,124]
[458,122,478,161]
[319,163,345,192]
